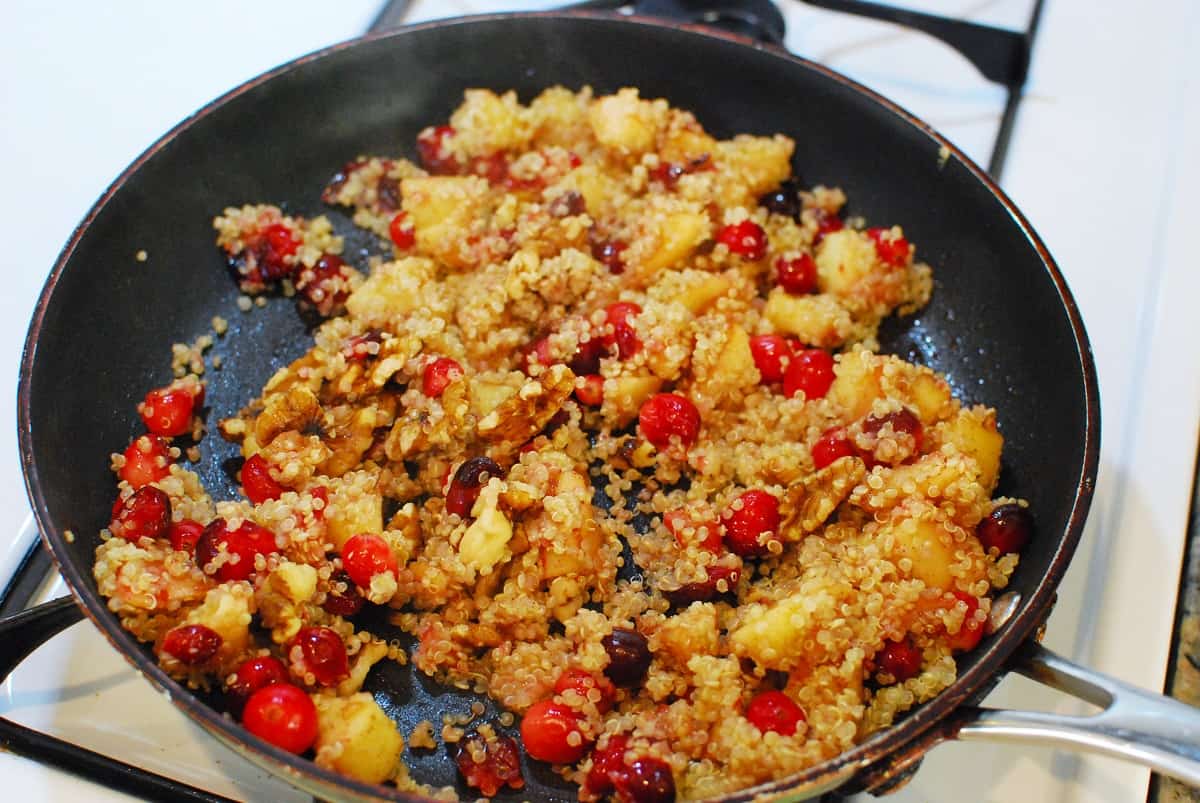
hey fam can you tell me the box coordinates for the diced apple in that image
[941,407,1004,491]
[588,89,662,155]
[763,288,852,349]
[815,229,877,296]
[604,375,663,427]
[828,350,882,420]
[672,273,732,315]
[313,693,404,784]
[642,212,711,272]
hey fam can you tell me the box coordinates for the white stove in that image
[3,1,1199,801]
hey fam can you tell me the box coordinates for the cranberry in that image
[576,374,605,407]
[749,334,793,384]
[638,393,701,449]
[292,627,350,686]
[663,509,721,552]
[977,504,1033,555]
[862,408,925,456]
[549,190,586,218]
[228,655,290,705]
[140,385,197,437]
[586,735,631,797]
[602,628,652,688]
[260,223,299,280]
[296,253,353,316]
[812,208,844,243]
[650,161,686,189]
[877,638,923,682]
[446,456,503,517]
[110,486,171,542]
[341,330,383,362]
[758,179,803,219]
[321,159,367,203]
[168,519,205,553]
[615,758,677,803]
[388,211,415,249]
[867,227,911,267]
[469,152,511,184]
[554,668,616,713]
[591,239,628,274]
[745,690,805,736]
[521,700,590,764]
[717,220,767,260]
[775,254,818,295]
[376,175,401,212]
[322,570,366,617]
[569,337,606,376]
[604,302,643,360]
[664,564,741,605]
[161,624,222,665]
[242,454,285,505]
[783,349,835,400]
[194,518,278,582]
[523,336,555,372]
[242,683,318,754]
[812,427,855,470]
[341,533,398,589]
[120,435,172,488]
[416,125,460,175]
[722,490,781,558]
[423,357,464,397]
[454,732,525,796]
[946,592,986,652]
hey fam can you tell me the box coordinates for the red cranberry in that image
[604,302,643,360]
[194,518,278,582]
[140,385,197,437]
[586,735,631,797]
[663,509,722,552]
[292,627,350,686]
[867,227,911,267]
[650,161,686,189]
[241,683,318,754]
[521,700,590,764]
[341,533,398,589]
[120,435,172,488]
[775,254,818,295]
[296,253,353,315]
[522,336,555,372]
[161,624,222,665]
[602,628,652,688]
[575,374,605,407]
[946,592,986,652]
[812,427,855,470]
[862,408,925,456]
[717,220,767,260]
[877,638,922,682]
[722,490,781,558]
[749,334,793,384]
[591,239,628,274]
[321,159,368,203]
[110,486,172,542]
[745,690,805,735]
[388,211,415,249]
[454,732,525,796]
[416,125,460,174]
[783,349,835,400]
[638,393,701,449]
[812,208,844,244]
[469,152,511,184]
[554,668,616,713]
[242,454,285,504]
[423,357,464,397]
[446,456,503,517]
[664,564,741,605]
[977,504,1033,555]
[228,655,290,705]
[549,190,587,217]
[169,519,205,553]
[260,223,299,280]
[322,570,366,617]
[341,330,383,362]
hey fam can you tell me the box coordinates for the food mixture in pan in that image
[94,87,1034,801]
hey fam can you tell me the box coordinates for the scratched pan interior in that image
[19,13,1097,802]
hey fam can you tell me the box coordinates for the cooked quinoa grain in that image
[95,87,1023,800]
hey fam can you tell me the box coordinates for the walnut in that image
[476,364,575,451]
[779,455,866,537]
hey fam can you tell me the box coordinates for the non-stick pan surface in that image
[19,13,1098,801]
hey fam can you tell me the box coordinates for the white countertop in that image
[3,1,1199,801]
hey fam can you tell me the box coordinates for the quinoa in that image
[94,87,1024,800]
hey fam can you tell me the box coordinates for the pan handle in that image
[955,641,1200,786]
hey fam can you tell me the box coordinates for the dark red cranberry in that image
[228,655,290,706]
[638,393,701,449]
[341,330,383,362]
[862,408,924,455]
[292,626,350,686]
[454,732,525,797]
[602,628,652,687]
[717,220,768,260]
[168,519,205,553]
[322,570,366,617]
[664,564,741,605]
[758,179,803,219]
[111,486,172,542]
[194,518,279,582]
[867,227,911,267]
[376,176,401,212]
[604,302,643,360]
[321,159,368,203]
[470,152,511,184]
[416,125,460,174]
[812,427,854,470]
[722,490,781,558]
[549,190,586,217]
[423,357,464,397]
[783,349,835,400]
[120,435,172,488]
[745,690,805,736]
[568,337,606,376]
[446,457,503,517]
[296,253,352,315]
[615,757,677,803]
[161,624,222,665]
[591,239,628,274]
[775,253,818,295]
[977,503,1033,554]
[749,334,793,384]
[242,454,285,505]
[877,638,922,682]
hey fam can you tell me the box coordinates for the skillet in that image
[11,11,1200,802]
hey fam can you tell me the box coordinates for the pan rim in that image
[16,10,1101,801]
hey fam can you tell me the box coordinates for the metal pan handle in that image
[956,641,1200,786]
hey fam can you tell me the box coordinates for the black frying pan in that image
[12,11,1197,802]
